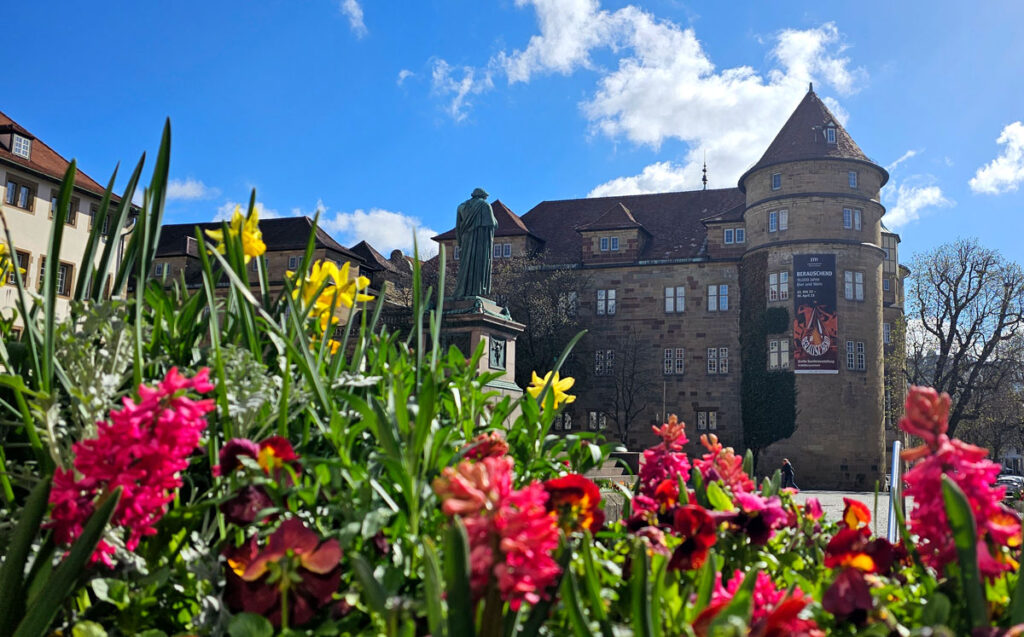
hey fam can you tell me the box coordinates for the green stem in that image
[0,445,13,503]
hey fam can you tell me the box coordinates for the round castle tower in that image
[738,86,889,490]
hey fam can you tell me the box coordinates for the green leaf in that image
[91,578,130,610]
[423,540,447,637]
[941,475,987,628]
[0,477,51,634]
[1011,570,1024,624]
[227,613,274,637]
[560,568,592,637]
[630,540,655,637]
[351,553,389,618]
[15,487,122,637]
[708,570,756,634]
[443,519,475,637]
[742,449,754,479]
[921,591,951,627]
[71,621,107,637]
[705,481,734,511]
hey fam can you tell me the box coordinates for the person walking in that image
[781,458,798,490]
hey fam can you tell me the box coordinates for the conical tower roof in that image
[739,87,886,190]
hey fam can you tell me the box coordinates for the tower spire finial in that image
[701,150,708,191]
[809,81,813,93]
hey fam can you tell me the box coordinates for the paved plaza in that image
[792,490,901,538]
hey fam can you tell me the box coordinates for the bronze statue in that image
[453,187,497,298]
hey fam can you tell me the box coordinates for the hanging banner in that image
[793,254,838,374]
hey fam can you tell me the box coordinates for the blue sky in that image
[5,1,1024,263]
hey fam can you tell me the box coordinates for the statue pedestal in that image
[441,297,525,398]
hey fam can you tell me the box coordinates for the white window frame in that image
[503,243,511,258]
[665,285,685,313]
[849,171,858,188]
[493,243,502,258]
[843,208,852,229]
[12,134,31,159]
[768,271,789,302]
[883,323,891,345]
[453,245,460,261]
[154,263,166,277]
[846,340,856,370]
[853,209,861,230]
[610,237,619,251]
[707,284,728,312]
[288,255,300,270]
[769,339,790,370]
[724,228,734,244]
[664,347,686,375]
[844,271,864,301]
[771,173,782,190]
[696,410,717,431]
[769,211,778,232]
[826,126,836,144]
[596,289,616,315]
[779,209,788,231]
[600,237,609,252]
[735,228,745,243]
[883,278,890,292]
[707,348,718,374]
[719,347,729,374]
[857,342,866,370]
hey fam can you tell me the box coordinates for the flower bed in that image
[1,136,1023,636]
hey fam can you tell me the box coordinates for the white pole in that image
[886,439,903,542]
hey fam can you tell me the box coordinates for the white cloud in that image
[320,207,438,257]
[167,178,220,201]
[339,0,367,38]
[215,201,281,221]
[886,149,918,172]
[969,121,1024,195]
[884,180,953,228]
[397,69,414,85]
[822,97,849,127]
[588,161,690,197]
[431,59,493,122]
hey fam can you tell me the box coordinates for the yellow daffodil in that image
[0,243,26,285]
[527,370,576,409]
[287,260,376,330]
[334,261,375,308]
[205,205,266,263]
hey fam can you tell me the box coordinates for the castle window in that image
[768,271,789,301]
[707,284,728,311]
[39,257,74,297]
[665,286,685,313]
[5,177,34,211]
[7,250,28,285]
[594,349,614,375]
[600,237,608,251]
[154,262,167,277]
[846,340,866,370]
[504,243,512,258]
[696,410,717,431]
[610,237,619,251]
[842,208,862,230]
[844,271,864,301]
[849,171,858,188]
[707,347,728,374]
[884,323,891,344]
[596,289,616,315]
[288,256,300,270]
[883,278,890,292]
[735,228,745,243]
[768,210,788,232]
[771,173,782,190]
[12,134,31,159]
[588,411,607,431]
[826,126,836,144]
[769,338,790,369]
[724,228,733,244]
[452,246,459,260]
[664,347,685,375]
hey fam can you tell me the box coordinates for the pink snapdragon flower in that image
[693,433,755,494]
[48,368,215,566]
[696,570,822,637]
[639,415,691,496]
[899,386,1021,577]
[433,455,561,610]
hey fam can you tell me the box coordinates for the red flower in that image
[668,505,717,571]
[697,570,822,637]
[464,432,509,460]
[220,485,274,526]
[803,497,824,521]
[543,474,604,533]
[258,436,299,473]
[822,567,873,624]
[224,518,342,628]
[217,438,260,476]
[841,498,871,530]
[47,368,214,566]
[900,385,950,448]
[639,416,691,497]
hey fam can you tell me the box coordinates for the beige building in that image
[434,88,906,489]
[0,111,125,332]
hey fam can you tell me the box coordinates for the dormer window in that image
[825,125,836,144]
[12,134,31,159]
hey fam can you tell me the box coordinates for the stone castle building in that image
[435,88,906,489]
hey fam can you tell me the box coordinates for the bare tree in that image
[957,361,1024,462]
[905,239,1024,436]
[592,326,657,445]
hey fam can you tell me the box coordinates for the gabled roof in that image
[156,216,361,262]
[432,199,539,241]
[740,88,886,189]
[576,202,647,233]
[349,240,394,272]
[0,110,111,196]
[520,188,745,265]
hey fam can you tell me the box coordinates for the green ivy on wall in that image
[739,253,797,470]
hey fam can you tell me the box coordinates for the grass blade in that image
[941,475,987,628]
[443,519,474,637]
[0,478,52,634]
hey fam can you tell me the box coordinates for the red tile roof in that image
[577,202,646,232]
[740,88,885,189]
[432,199,537,241]
[521,188,745,265]
[349,239,395,272]
[0,110,110,196]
